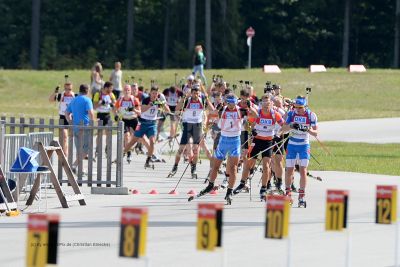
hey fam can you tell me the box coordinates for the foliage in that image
[0,0,398,69]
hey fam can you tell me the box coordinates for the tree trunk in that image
[341,0,351,67]
[205,0,211,68]
[394,0,400,68]
[162,0,171,69]
[30,0,41,69]
[126,0,134,68]
[188,0,196,52]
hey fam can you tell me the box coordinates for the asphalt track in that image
[0,118,399,267]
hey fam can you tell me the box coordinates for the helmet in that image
[225,94,238,104]
[294,97,307,107]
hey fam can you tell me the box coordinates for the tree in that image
[341,0,351,67]
[162,0,171,68]
[188,0,196,52]
[205,0,211,68]
[30,0,41,69]
[126,0,135,68]
[394,0,400,67]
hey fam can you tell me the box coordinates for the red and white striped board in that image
[309,65,327,73]
[263,65,281,73]
[349,65,366,72]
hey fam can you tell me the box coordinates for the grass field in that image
[309,141,400,176]
[0,68,400,121]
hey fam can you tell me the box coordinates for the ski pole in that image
[313,135,332,156]
[310,153,322,166]
[247,135,290,161]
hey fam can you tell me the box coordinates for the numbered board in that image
[376,185,397,224]
[265,195,290,239]
[119,207,148,258]
[325,190,348,231]
[197,203,223,251]
[26,214,48,267]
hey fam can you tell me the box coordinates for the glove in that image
[114,115,119,122]
[298,124,310,132]
[101,100,106,105]
[127,107,134,112]
[54,86,60,93]
[110,103,114,108]
[290,123,300,130]
[246,100,251,108]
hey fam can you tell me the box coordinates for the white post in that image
[395,221,399,267]
[286,237,292,267]
[345,231,351,267]
[248,38,252,69]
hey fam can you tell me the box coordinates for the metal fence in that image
[0,117,124,188]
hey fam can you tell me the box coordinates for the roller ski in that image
[167,164,178,178]
[298,189,307,208]
[260,186,267,202]
[144,157,154,170]
[225,189,233,205]
[233,180,250,195]
[126,151,132,164]
[285,188,294,205]
[188,182,215,201]
[151,154,166,163]
[191,163,198,179]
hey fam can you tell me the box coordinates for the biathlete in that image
[168,84,214,178]
[233,94,284,200]
[189,94,257,205]
[279,95,318,208]
[124,86,170,168]
[115,84,141,163]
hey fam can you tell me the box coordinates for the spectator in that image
[192,45,207,86]
[109,61,123,99]
[65,84,94,173]
[90,62,104,97]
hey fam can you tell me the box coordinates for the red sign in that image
[246,27,255,37]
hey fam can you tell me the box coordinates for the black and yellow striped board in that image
[325,190,348,231]
[26,214,48,267]
[265,195,290,239]
[119,207,148,258]
[197,203,223,251]
[376,185,397,224]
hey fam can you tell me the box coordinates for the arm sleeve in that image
[285,111,293,124]
[310,112,318,126]
[85,98,93,111]
[93,92,100,102]
[276,112,284,125]
[56,93,62,102]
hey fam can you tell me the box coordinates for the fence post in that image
[19,117,25,134]
[96,120,104,187]
[87,120,94,187]
[0,120,5,168]
[10,117,15,134]
[58,119,64,185]
[106,120,112,187]
[116,120,124,187]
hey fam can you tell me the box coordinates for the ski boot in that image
[225,188,233,205]
[275,178,284,195]
[298,189,306,208]
[191,163,198,179]
[233,180,246,195]
[266,180,272,194]
[167,164,178,178]
[144,157,154,169]
[260,186,267,202]
[188,182,215,201]
[285,188,293,205]
[291,183,297,193]
[126,151,132,164]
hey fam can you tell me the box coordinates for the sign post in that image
[197,203,223,251]
[246,27,255,69]
[119,207,148,259]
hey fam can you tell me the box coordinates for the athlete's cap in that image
[294,97,307,107]
[225,94,238,104]
[187,75,195,81]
